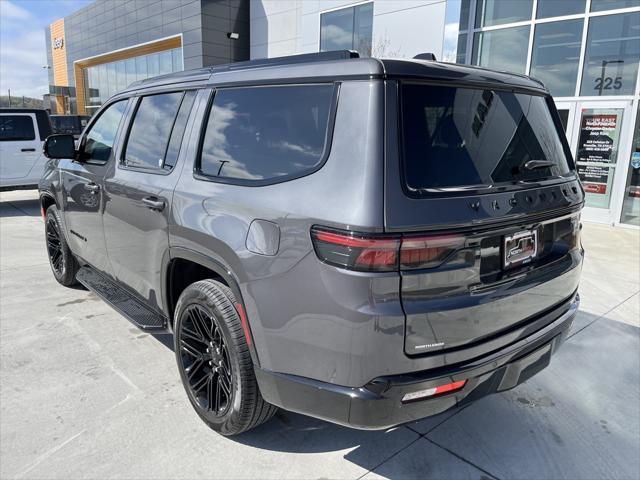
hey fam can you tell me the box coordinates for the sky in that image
[0,0,93,99]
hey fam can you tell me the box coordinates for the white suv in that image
[0,109,52,191]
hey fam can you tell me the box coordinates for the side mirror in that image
[43,134,76,159]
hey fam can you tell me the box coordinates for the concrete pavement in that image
[1,189,638,479]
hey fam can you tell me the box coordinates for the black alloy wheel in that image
[179,304,233,416]
[173,279,278,435]
[44,205,79,286]
[46,215,65,277]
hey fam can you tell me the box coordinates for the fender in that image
[164,246,261,367]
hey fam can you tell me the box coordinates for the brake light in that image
[402,380,467,403]
[311,227,400,272]
[311,226,465,272]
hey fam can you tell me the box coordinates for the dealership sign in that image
[53,37,64,49]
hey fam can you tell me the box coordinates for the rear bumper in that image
[256,293,579,429]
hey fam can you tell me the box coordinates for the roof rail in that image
[219,50,360,72]
[413,53,437,61]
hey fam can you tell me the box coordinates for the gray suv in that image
[39,51,584,436]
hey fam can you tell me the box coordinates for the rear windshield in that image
[400,83,572,193]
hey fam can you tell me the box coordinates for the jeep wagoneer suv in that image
[39,51,584,435]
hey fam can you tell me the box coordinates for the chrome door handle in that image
[84,183,100,193]
[142,197,165,211]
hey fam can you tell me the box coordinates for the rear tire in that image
[174,279,277,435]
[45,205,79,287]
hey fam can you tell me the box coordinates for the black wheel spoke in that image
[46,217,64,275]
[179,304,233,417]
[180,339,202,359]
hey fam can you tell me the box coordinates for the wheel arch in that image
[164,247,260,366]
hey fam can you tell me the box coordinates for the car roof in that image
[118,50,547,97]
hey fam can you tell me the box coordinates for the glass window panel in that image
[135,55,148,81]
[400,84,571,190]
[0,115,36,141]
[320,7,354,51]
[475,0,533,27]
[125,58,136,87]
[172,48,183,71]
[98,64,108,103]
[537,0,585,18]
[580,12,640,96]
[456,33,467,63]
[354,3,373,57]
[83,100,127,163]
[159,50,172,75]
[107,62,116,98]
[536,0,586,18]
[621,106,640,225]
[124,92,183,169]
[116,60,127,92]
[591,0,639,12]
[147,53,160,78]
[164,91,196,169]
[459,0,470,30]
[472,26,530,74]
[530,20,583,97]
[200,85,334,182]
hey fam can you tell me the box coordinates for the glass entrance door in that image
[620,105,640,226]
[569,101,633,224]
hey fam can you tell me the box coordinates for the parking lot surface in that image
[1,189,639,480]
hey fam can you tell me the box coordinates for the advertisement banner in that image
[576,113,619,164]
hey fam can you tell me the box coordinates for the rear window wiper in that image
[524,159,556,170]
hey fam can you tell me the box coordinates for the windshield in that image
[400,83,572,192]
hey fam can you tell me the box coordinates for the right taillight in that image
[311,226,465,272]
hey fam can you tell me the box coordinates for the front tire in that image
[174,279,277,435]
[45,205,79,287]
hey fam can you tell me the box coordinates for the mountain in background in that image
[0,96,45,109]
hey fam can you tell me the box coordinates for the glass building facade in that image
[444,0,640,227]
[83,48,183,111]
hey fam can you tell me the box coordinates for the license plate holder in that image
[503,229,538,268]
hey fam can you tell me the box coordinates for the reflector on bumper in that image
[401,380,466,403]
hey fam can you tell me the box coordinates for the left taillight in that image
[311,226,465,272]
[310,227,400,272]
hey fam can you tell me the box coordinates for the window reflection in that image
[473,26,530,74]
[580,12,640,96]
[530,20,583,97]
[82,48,183,114]
[475,0,533,28]
[320,3,373,56]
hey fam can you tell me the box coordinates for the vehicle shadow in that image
[0,195,41,218]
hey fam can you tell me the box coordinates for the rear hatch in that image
[385,80,584,360]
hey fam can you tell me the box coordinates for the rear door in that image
[0,114,40,181]
[385,81,584,361]
[103,89,198,313]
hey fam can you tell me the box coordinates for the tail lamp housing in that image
[310,226,465,272]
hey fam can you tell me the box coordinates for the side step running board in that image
[76,267,169,332]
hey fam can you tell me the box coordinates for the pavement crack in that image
[14,429,86,479]
[568,289,640,340]
[425,437,502,480]
[355,434,423,480]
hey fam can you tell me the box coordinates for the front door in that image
[103,90,199,313]
[568,101,633,224]
[60,99,129,275]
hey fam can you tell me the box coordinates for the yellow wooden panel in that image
[50,19,68,86]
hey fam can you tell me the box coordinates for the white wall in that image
[250,0,446,60]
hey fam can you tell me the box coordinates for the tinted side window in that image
[199,85,334,183]
[83,100,127,163]
[124,92,183,170]
[0,116,35,141]
[164,91,196,169]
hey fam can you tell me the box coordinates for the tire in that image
[173,279,277,435]
[45,205,79,287]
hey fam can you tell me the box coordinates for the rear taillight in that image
[310,227,400,272]
[311,226,464,272]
